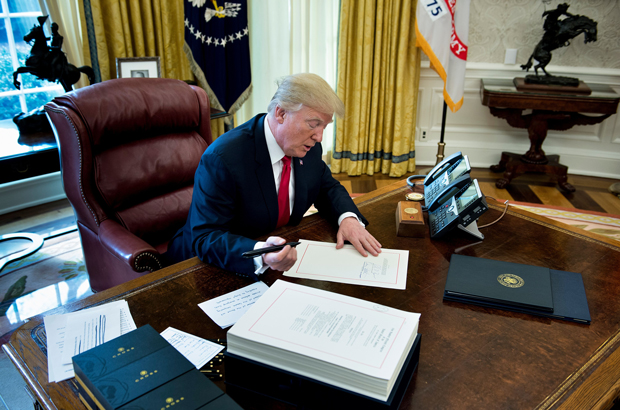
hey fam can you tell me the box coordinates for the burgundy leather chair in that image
[45,78,212,292]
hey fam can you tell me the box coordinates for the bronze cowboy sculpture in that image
[520,3,597,86]
[13,15,95,93]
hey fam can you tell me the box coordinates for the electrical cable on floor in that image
[478,196,510,229]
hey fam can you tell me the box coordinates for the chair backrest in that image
[45,78,212,248]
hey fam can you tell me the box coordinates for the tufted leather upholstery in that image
[45,78,212,292]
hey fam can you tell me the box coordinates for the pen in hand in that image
[242,241,301,258]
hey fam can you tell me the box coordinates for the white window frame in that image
[0,0,63,115]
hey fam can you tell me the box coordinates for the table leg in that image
[486,108,615,192]
[549,156,575,192]
[490,152,508,173]
[490,153,576,192]
[490,153,514,188]
[522,115,549,164]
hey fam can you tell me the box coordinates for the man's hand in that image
[336,217,382,257]
[261,236,297,271]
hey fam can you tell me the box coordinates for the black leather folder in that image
[444,254,554,312]
[444,255,591,324]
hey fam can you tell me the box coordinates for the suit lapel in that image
[254,115,279,227]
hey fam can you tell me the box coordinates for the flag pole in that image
[435,101,448,165]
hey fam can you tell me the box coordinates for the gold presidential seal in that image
[497,273,524,288]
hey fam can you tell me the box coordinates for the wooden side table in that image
[480,78,619,192]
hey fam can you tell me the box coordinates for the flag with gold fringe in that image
[415,0,470,112]
[184,0,251,114]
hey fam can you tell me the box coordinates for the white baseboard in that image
[416,63,620,179]
[415,144,620,179]
[0,172,66,216]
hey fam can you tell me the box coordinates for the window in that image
[0,0,63,122]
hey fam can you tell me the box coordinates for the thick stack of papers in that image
[227,280,420,401]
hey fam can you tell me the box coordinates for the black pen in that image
[242,241,301,258]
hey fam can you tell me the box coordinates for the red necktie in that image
[276,156,291,228]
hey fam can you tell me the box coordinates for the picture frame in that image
[116,57,161,79]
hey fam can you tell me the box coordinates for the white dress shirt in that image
[253,115,364,274]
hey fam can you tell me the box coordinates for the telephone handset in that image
[426,174,472,212]
[423,151,467,186]
[428,179,488,239]
[407,152,472,207]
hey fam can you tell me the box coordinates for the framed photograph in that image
[116,57,161,79]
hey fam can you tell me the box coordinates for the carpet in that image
[0,230,91,339]
[509,202,620,242]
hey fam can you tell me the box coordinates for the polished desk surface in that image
[4,179,620,410]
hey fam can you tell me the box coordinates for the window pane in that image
[25,89,62,112]
[8,0,42,13]
[0,95,22,121]
[12,16,53,90]
[13,16,44,62]
[0,19,16,93]
[20,74,57,90]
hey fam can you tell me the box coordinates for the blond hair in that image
[267,73,345,118]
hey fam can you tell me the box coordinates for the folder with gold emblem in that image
[444,254,591,324]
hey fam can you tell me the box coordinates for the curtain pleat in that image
[79,0,229,137]
[332,0,420,177]
[80,0,192,82]
[41,0,90,88]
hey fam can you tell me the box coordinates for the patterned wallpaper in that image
[465,0,620,69]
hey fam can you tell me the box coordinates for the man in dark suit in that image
[166,73,381,278]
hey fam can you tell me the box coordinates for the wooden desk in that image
[4,180,620,410]
[481,78,620,192]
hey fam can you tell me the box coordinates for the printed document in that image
[61,306,121,364]
[198,281,269,328]
[284,240,409,289]
[45,300,136,383]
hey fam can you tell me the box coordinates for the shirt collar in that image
[264,114,286,166]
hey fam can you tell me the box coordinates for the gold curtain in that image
[79,0,190,80]
[332,0,420,177]
[79,0,226,138]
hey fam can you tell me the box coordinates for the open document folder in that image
[284,239,409,289]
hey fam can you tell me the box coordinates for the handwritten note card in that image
[198,281,269,328]
[160,327,224,369]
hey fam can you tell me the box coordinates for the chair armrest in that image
[98,219,163,272]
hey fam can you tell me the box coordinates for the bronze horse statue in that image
[13,16,95,92]
[521,4,597,78]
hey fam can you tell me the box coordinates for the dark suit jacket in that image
[166,114,367,275]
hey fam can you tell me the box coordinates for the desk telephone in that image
[423,151,471,207]
[407,152,488,239]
